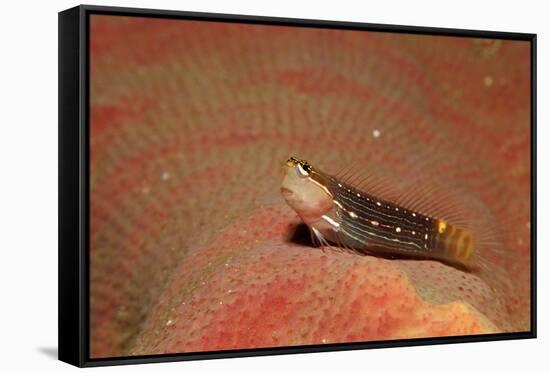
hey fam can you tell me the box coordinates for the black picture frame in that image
[58,4,537,368]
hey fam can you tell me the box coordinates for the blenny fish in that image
[280,156,509,278]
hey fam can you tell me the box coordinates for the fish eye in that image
[296,163,310,178]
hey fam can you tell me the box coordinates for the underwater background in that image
[89,15,531,357]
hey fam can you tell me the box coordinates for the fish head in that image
[280,157,334,224]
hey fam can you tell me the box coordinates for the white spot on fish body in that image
[484,76,494,87]
[161,171,170,181]
[372,129,381,138]
[395,227,401,233]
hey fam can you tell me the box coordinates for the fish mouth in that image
[280,187,293,198]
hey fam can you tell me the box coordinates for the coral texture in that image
[89,16,531,357]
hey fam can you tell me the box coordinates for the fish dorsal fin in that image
[331,163,401,204]
[332,163,474,229]
[327,160,501,237]
[393,176,474,227]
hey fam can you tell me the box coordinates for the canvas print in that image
[89,14,531,358]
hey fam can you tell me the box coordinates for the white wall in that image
[0,0,546,372]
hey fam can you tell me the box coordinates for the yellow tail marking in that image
[459,231,474,261]
[435,219,474,263]
[444,224,457,256]
[452,226,464,257]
